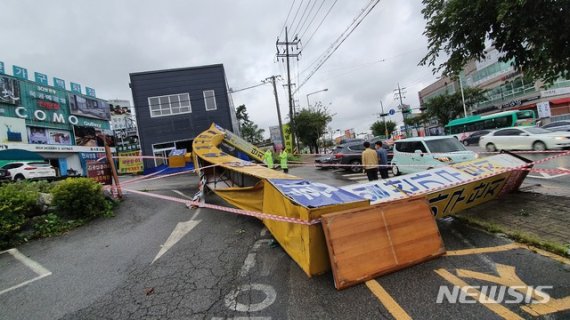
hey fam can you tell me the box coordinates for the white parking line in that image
[0,249,52,296]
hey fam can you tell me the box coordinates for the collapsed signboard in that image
[192,123,531,277]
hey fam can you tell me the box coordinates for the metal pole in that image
[285,27,296,153]
[269,76,285,151]
[380,101,388,137]
[459,74,467,117]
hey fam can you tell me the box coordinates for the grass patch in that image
[456,215,570,258]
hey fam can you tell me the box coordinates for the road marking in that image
[151,189,203,264]
[366,280,412,320]
[253,239,274,251]
[0,249,52,296]
[435,269,524,320]
[239,253,257,277]
[445,243,521,256]
[521,295,570,317]
[224,284,277,312]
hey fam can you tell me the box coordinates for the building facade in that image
[129,64,238,170]
[0,61,112,176]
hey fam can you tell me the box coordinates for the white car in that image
[479,127,570,152]
[1,161,57,181]
[391,136,477,175]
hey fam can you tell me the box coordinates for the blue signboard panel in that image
[85,87,96,97]
[268,179,365,208]
[0,61,4,74]
[13,65,28,80]
[53,77,66,89]
[34,72,48,85]
[70,82,81,94]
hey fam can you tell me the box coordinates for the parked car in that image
[0,168,11,182]
[541,120,570,132]
[331,141,393,173]
[391,136,477,175]
[460,130,491,146]
[1,161,57,181]
[479,127,570,152]
[315,151,339,169]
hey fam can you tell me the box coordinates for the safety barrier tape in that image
[303,150,569,157]
[123,188,321,225]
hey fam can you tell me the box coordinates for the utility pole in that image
[380,100,388,137]
[276,27,301,153]
[394,83,410,137]
[264,75,285,151]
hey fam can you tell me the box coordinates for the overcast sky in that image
[1,0,443,138]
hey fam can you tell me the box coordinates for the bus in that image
[445,110,536,140]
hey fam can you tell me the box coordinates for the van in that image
[391,136,477,175]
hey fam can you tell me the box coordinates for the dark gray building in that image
[129,64,239,170]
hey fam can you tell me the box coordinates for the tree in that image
[235,105,265,144]
[292,103,333,154]
[420,0,570,83]
[422,88,486,125]
[370,120,397,137]
[404,113,430,128]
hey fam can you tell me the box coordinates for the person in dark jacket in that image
[375,141,389,179]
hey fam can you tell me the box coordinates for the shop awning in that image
[0,149,45,161]
[551,97,570,105]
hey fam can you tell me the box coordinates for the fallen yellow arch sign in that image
[192,123,532,279]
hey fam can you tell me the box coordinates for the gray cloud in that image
[1,0,439,138]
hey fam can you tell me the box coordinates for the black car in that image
[461,130,491,146]
[315,153,339,169]
[0,168,11,182]
[331,141,393,173]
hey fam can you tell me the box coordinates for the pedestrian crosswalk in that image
[340,171,395,183]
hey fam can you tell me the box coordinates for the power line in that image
[291,0,313,36]
[295,0,382,94]
[287,0,305,36]
[300,0,338,53]
[299,0,327,41]
[293,0,317,37]
[278,0,297,39]
[229,82,268,93]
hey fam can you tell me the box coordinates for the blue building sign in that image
[86,87,96,97]
[13,65,28,80]
[70,82,81,94]
[53,77,66,89]
[34,72,48,86]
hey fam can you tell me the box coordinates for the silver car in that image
[541,120,570,132]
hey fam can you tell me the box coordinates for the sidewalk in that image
[457,190,570,251]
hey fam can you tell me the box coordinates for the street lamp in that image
[306,88,328,108]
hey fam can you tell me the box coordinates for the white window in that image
[148,93,191,117]
[203,90,217,111]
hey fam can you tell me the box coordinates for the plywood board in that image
[321,196,445,290]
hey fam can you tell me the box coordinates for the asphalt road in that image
[1,165,569,319]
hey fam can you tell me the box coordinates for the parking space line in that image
[366,280,412,320]
[445,244,520,256]
[445,243,570,265]
[0,249,52,296]
[435,269,524,320]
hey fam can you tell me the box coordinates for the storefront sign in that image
[15,106,79,125]
[537,101,551,118]
[12,65,28,80]
[118,150,143,174]
[85,87,96,98]
[4,142,113,153]
[269,179,364,207]
[0,116,27,143]
[0,62,4,74]
[70,82,81,94]
[0,76,20,105]
[69,94,110,120]
[541,87,570,98]
[87,161,112,185]
[53,77,66,90]
[34,72,48,86]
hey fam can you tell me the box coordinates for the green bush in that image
[0,183,40,246]
[51,178,112,219]
[30,213,83,238]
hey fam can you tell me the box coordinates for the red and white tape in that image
[124,188,321,225]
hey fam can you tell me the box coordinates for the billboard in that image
[0,116,27,143]
[74,126,114,147]
[48,129,72,145]
[69,93,110,120]
[0,75,20,105]
[27,127,49,144]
